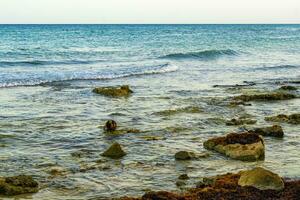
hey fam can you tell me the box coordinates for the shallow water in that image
[0,24,300,199]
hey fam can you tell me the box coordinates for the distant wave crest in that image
[253,65,300,71]
[160,49,239,60]
[0,60,104,67]
[0,63,178,88]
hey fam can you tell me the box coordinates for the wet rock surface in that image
[0,175,39,196]
[265,113,300,124]
[233,92,296,102]
[238,167,284,191]
[249,125,284,138]
[175,151,210,160]
[203,132,265,161]
[92,85,133,97]
[279,85,297,91]
[101,142,126,159]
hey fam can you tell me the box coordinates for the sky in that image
[0,0,299,24]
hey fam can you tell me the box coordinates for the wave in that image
[253,65,300,71]
[160,49,239,60]
[0,63,178,88]
[0,60,105,67]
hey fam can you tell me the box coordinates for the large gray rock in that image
[238,167,284,191]
[204,132,265,161]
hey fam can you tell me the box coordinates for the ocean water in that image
[0,24,300,199]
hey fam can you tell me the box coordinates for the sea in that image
[0,24,299,199]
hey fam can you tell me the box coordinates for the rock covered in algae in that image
[249,125,284,138]
[0,175,39,196]
[233,92,296,102]
[175,151,209,160]
[101,142,126,159]
[265,113,300,124]
[238,167,284,191]
[279,85,297,91]
[92,85,133,97]
[175,151,195,160]
[203,132,265,161]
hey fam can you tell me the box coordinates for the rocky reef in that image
[92,85,133,97]
[0,175,39,196]
[249,125,284,138]
[203,132,265,161]
[118,167,299,200]
[233,92,296,102]
[265,113,300,124]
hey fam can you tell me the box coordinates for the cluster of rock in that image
[265,113,300,124]
[120,167,294,200]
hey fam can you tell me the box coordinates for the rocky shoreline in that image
[1,84,300,199]
[118,168,300,200]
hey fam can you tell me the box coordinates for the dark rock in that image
[0,175,39,196]
[279,85,297,90]
[265,113,300,124]
[234,92,296,102]
[203,132,265,161]
[178,174,189,180]
[175,151,195,160]
[104,120,117,131]
[92,85,133,97]
[226,118,257,126]
[101,142,126,159]
[249,125,284,138]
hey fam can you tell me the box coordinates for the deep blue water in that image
[0,24,299,87]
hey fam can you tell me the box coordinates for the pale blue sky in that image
[0,0,299,24]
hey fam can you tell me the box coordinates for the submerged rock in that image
[0,175,39,196]
[229,101,252,107]
[153,106,202,116]
[101,142,126,159]
[203,132,265,161]
[249,125,284,138]
[279,85,297,91]
[175,151,195,160]
[233,92,296,102]
[139,136,164,141]
[238,167,284,191]
[265,113,300,124]
[104,120,117,131]
[226,118,257,126]
[178,174,189,180]
[175,151,209,160]
[92,85,133,97]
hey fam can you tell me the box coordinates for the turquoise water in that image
[0,25,300,199]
